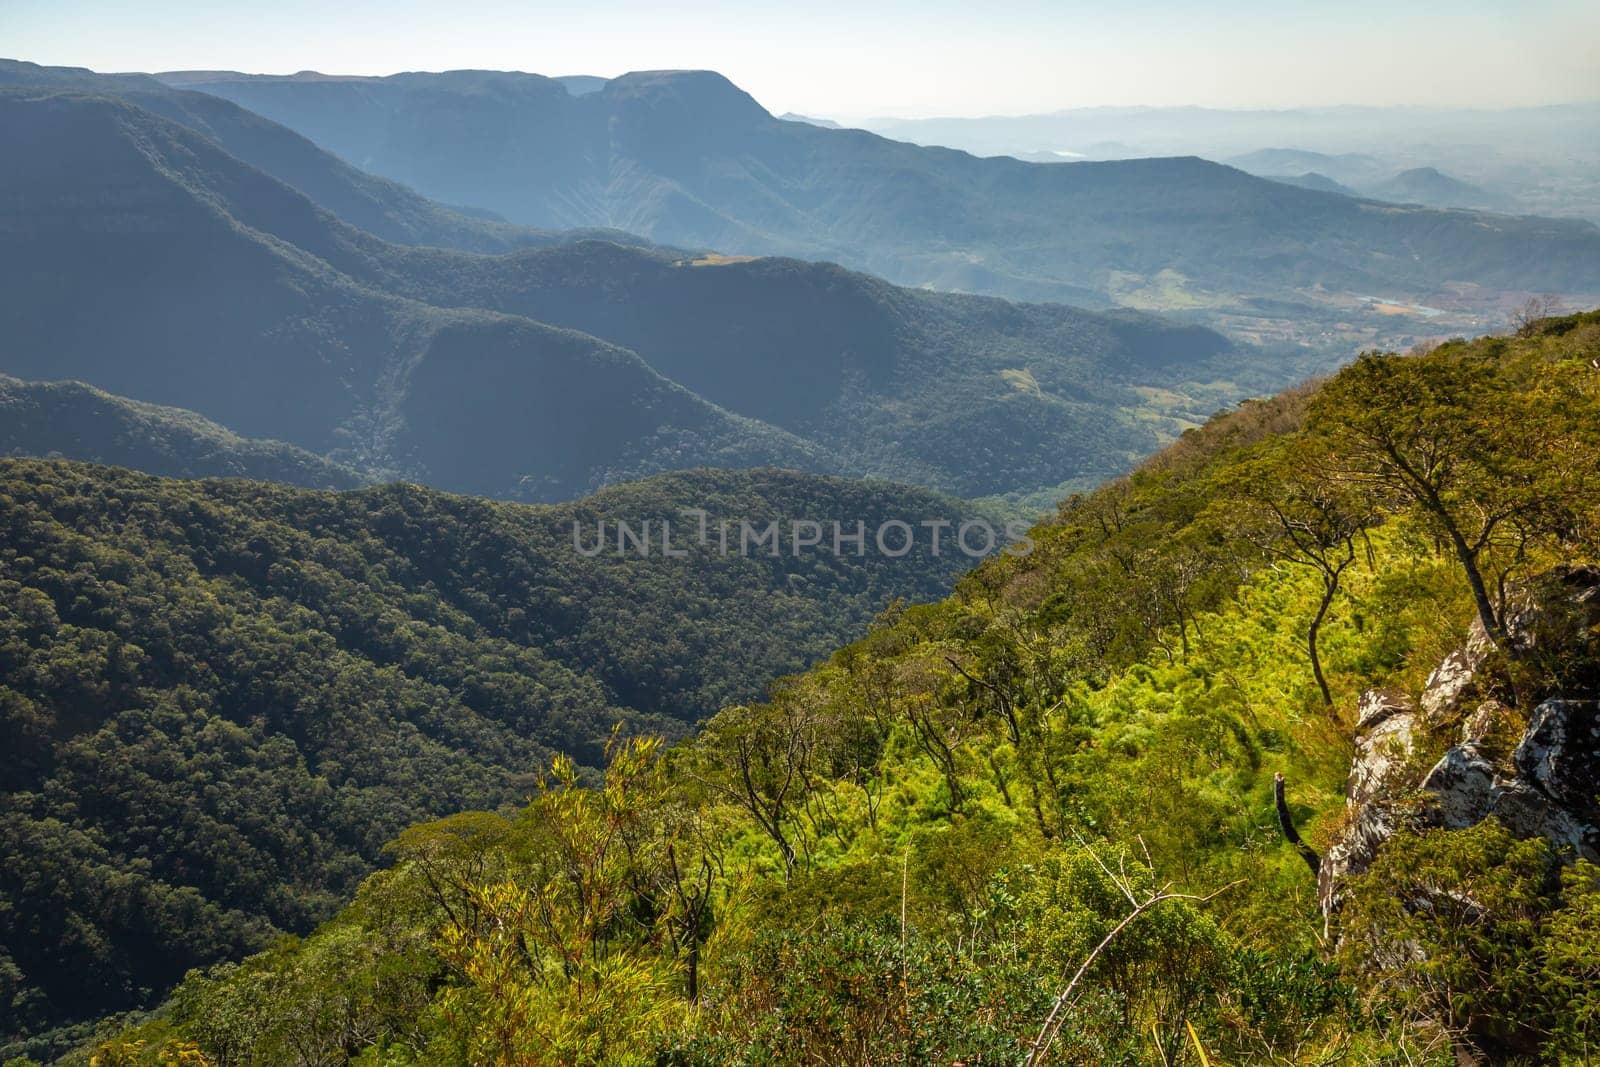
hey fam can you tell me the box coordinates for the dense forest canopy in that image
[21,311,1598,1066]
[0,462,987,1052]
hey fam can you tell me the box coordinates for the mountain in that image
[69,310,1600,1067]
[156,68,1600,323]
[356,240,1242,498]
[0,59,559,253]
[1225,147,1389,186]
[1269,171,1361,197]
[0,457,992,1049]
[1234,149,1517,214]
[0,88,828,502]
[1365,165,1516,211]
[0,87,1263,503]
[0,60,654,255]
[554,75,608,96]
[0,374,366,488]
[780,111,842,128]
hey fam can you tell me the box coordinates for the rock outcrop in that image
[1319,565,1600,914]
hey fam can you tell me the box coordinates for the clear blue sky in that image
[4,0,1597,117]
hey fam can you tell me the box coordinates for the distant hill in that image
[0,374,366,488]
[863,106,1600,222]
[556,74,608,96]
[1366,166,1516,212]
[0,457,985,1044]
[1232,146,1519,214]
[780,111,842,128]
[0,87,1255,502]
[156,68,1600,317]
[1269,171,1361,197]
[1226,147,1387,186]
[362,240,1237,497]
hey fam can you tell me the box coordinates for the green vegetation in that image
[34,312,1599,1066]
[0,461,982,1053]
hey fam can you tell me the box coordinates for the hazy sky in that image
[5,0,1598,117]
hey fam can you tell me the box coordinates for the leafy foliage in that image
[1339,821,1600,1061]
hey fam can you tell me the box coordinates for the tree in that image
[1021,842,1237,1066]
[688,699,822,879]
[435,734,679,1066]
[1220,437,1375,707]
[1308,348,1595,646]
[1510,295,1563,338]
[655,799,724,1004]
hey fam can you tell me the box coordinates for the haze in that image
[4,0,1598,118]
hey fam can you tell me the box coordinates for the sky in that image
[4,0,1598,118]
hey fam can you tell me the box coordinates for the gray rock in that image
[1514,701,1597,795]
[1510,699,1600,836]
[1347,689,1418,808]
[1317,691,1423,912]
[1487,779,1594,860]
[1319,567,1600,917]
[1421,649,1479,722]
[1357,687,1414,732]
[1319,801,1399,913]
[1420,744,1495,829]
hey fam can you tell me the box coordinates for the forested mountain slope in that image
[65,311,1600,1067]
[356,240,1237,497]
[0,375,366,488]
[162,68,1600,320]
[0,460,989,1052]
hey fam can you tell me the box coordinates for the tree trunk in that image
[1273,773,1321,878]
[1433,513,1504,645]
[1308,581,1336,708]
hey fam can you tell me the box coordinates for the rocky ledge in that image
[1319,565,1600,914]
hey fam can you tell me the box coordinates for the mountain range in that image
[32,310,1600,1067]
[144,68,1600,326]
[860,102,1600,225]
[1,43,1598,1067]
[0,80,1274,504]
